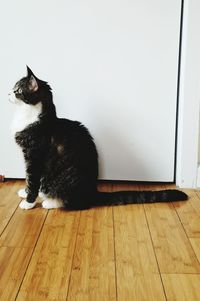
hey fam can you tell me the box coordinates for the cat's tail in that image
[94,189,188,206]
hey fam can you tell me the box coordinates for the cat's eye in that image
[18,88,22,94]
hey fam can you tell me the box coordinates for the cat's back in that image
[54,118,89,136]
[52,118,96,148]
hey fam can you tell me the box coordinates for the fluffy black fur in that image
[13,67,188,209]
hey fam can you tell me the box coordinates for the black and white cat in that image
[9,67,187,210]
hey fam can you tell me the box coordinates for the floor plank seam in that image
[112,206,118,301]
[0,203,19,237]
[193,190,200,213]
[0,185,22,237]
[65,210,81,301]
[142,203,168,301]
[172,202,200,267]
[14,209,50,301]
[194,190,200,201]
[161,272,200,275]
[111,183,118,301]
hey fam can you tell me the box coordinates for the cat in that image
[9,66,188,210]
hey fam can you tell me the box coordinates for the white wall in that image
[1,0,182,182]
[176,0,200,188]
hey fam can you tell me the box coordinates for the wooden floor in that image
[0,181,200,301]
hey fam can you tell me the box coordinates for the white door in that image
[0,0,182,182]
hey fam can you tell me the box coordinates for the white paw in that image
[42,199,64,209]
[19,200,36,210]
[18,188,28,198]
[38,191,45,198]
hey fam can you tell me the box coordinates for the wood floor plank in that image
[193,189,200,203]
[190,238,200,262]
[0,206,47,248]
[144,191,200,273]
[113,184,166,301]
[0,181,24,235]
[67,206,116,300]
[1,181,200,301]
[0,200,47,300]
[162,274,200,301]
[173,189,200,238]
[0,247,32,301]
[16,209,80,301]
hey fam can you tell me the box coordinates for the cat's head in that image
[8,66,51,105]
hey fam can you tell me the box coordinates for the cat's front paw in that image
[19,200,36,210]
[18,188,28,198]
[38,191,45,198]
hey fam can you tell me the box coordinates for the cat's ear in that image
[26,65,34,78]
[28,75,38,92]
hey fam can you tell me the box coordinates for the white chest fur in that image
[11,102,42,135]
